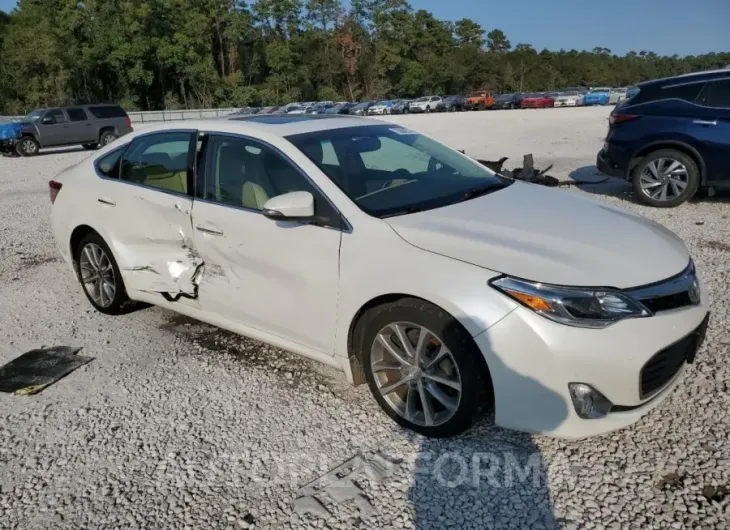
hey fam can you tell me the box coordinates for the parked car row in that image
[228,86,636,120]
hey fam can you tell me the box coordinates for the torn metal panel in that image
[111,196,205,298]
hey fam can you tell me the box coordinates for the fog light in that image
[568,383,613,419]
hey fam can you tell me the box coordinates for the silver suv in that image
[16,104,133,156]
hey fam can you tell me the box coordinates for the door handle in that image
[97,198,116,206]
[195,224,224,236]
[693,120,717,126]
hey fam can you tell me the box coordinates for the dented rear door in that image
[101,131,202,299]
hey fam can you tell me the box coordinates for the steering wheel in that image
[380,168,413,190]
[427,158,444,172]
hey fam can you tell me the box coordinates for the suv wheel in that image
[99,131,117,146]
[18,137,40,157]
[631,149,700,207]
[360,298,490,438]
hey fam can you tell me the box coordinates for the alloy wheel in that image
[79,242,116,307]
[21,139,37,154]
[639,158,689,202]
[370,322,462,428]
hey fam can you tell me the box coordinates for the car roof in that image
[639,69,730,88]
[131,114,387,137]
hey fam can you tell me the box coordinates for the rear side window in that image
[704,79,730,108]
[66,108,88,122]
[96,147,124,178]
[120,132,192,194]
[87,105,127,119]
[660,83,704,103]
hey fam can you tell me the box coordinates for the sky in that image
[0,0,728,57]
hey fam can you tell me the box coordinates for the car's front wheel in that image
[75,232,130,314]
[18,136,40,156]
[360,298,490,438]
[631,149,700,208]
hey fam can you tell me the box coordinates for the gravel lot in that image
[1,106,729,530]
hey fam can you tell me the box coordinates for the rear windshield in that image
[87,105,127,119]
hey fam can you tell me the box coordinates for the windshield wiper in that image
[458,183,505,202]
[380,205,429,218]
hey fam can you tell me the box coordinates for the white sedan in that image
[553,91,584,107]
[49,115,709,439]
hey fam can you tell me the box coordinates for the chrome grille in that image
[627,261,700,315]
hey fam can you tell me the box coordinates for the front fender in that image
[335,215,518,359]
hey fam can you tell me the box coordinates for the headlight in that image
[490,276,651,328]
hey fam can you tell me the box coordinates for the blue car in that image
[583,88,611,106]
[0,121,22,156]
[596,69,730,207]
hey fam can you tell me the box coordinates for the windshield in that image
[496,93,513,99]
[23,110,45,123]
[287,124,512,218]
[375,100,391,106]
[413,97,428,102]
[590,89,609,94]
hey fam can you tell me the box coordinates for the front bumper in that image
[554,100,577,107]
[409,106,426,113]
[596,148,626,178]
[475,282,709,439]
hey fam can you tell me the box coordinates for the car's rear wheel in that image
[75,233,130,315]
[360,298,490,438]
[631,149,700,208]
[18,136,39,157]
[82,143,99,150]
[99,131,117,146]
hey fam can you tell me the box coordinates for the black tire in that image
[631,148,700,208]
[74,232,130,315]
[82,143,99,150]
[18,136,40,157]
[509,102,515,109]
[359,298,491,438]
[99,131,117,146]
[425,106,431,113]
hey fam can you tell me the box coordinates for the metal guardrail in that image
[0,107,240,124]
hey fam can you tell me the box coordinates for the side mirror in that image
[262,191,315,221]
[41,116,53,124]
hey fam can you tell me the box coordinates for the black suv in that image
[17,104,133,156]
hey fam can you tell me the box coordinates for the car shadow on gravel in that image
[408,321,568,529]
[571,165,730,206]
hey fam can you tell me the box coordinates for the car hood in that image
[384,182,689,288]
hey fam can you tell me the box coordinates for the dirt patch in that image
[159,313,341,392]
[700,240,730,252]
[702,485,728,503]
[656,472,684,491]
[18,254,61,268]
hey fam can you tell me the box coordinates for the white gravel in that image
[1,106,729,530]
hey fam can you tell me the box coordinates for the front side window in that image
[662,83,704,103]
[288,124,511,218]
[120,132,192,194]
[200,135,337,224]
[44,109,66,124]
[67,108,88,122]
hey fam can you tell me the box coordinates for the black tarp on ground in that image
[0,346,93,395]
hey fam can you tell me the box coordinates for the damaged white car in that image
[50,115,709,439]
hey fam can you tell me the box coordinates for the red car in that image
[521,92,555,109]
